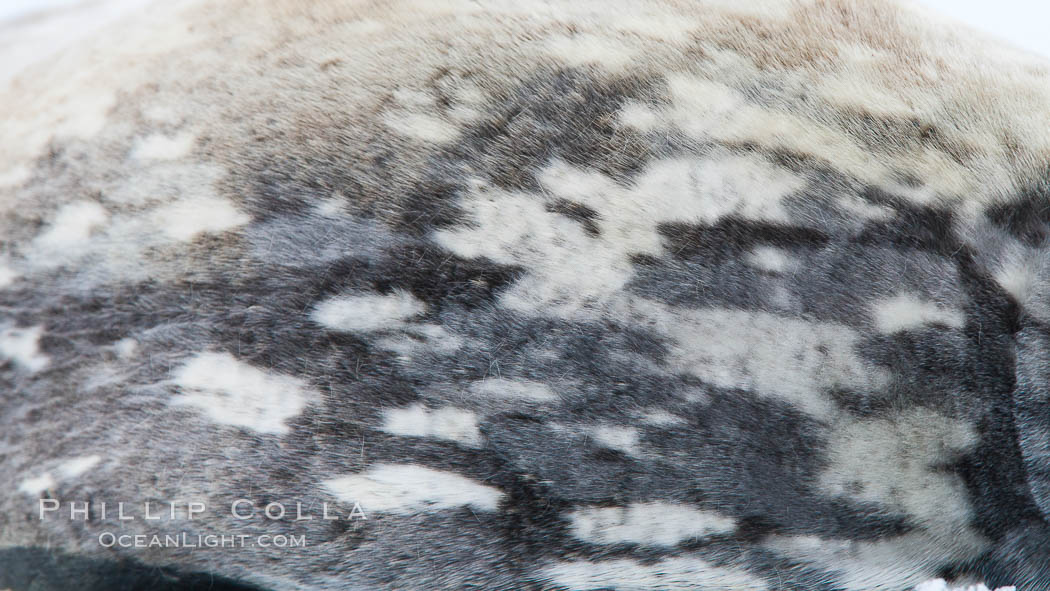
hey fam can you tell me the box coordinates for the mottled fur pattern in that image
[3,0,1050,589]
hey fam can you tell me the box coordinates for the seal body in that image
[2,1,1050,589]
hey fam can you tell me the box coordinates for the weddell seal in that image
[2,0,1050,589]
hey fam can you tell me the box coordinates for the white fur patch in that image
[105,161,225,207]
[154,196,250,241]
[873,294,966,333]
[377,323,464,358]
[914,580,1015,591]
[546,33,638,72]
[435,154,803,317]
[569,502,736,546]
[323,463,503,514]
[56,86,116,140]
[618,101,661,131]
[995,264,1033,304]
[820,410,978,535]
[409,324,463,351]
[0,164,30,189]
[34,201,108,251]
[767,533,984,591]
[171,352,315,435]
[17,455,103,496]
[746,246,793,273]
[836,195,896,221]
[543,557,768,591]
[635,300,887,418]
[0,263,17,288]
[589,424,641,456]
[663,75,747,138]
[638,409,685,426]
[770,411,987,590]
[817,72,916,119]
[384,111,459,143]
[315,196,346,217]
[766,534,931,591]
[470,378,558,401]
[393,88,435,108]
[541,154,802,227]
[381,404,482,447]
[659,71,980,198]
[435,186,630,315]
[114,337,138,358]
[132,131,196,161]
[17,473,55,496]
[142,104,180,124]
[0,325,49,373]
[629,155,803,223]
[991,250,1044,311]
[312,291,426,332]
[57,455,101,479]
